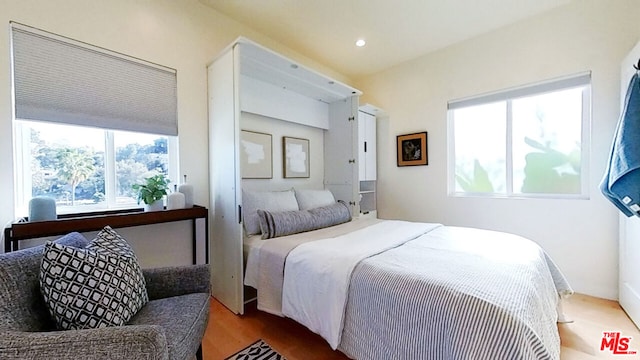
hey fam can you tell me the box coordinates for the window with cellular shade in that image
[10,22,178,136]
[447,72,591,199]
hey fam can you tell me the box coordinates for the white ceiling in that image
[200,0,571,78]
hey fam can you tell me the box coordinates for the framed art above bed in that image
[240,130,272,179]
[283,136,310,178]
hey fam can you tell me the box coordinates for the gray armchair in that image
[0,232,210,360]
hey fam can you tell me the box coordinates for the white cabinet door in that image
[619,40,640,329]
[358,111,377,181]
[325,97,359,214]
[208,46,244,315]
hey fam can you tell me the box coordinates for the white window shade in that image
[11,23,177,136]
[448,72,591,110]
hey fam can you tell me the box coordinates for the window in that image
[448,73,591,198]
[14,121,178,215]
[10,23,178,215]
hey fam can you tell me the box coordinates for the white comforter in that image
[282,220,441,349]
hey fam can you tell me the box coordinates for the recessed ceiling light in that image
[355,39,366,47]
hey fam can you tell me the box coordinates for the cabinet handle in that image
[238,205,242,224]
[364,141,367,153]
[349,159,356,164]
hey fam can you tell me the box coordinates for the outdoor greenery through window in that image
[14,120,177,215]
[11,23,178,216]
[448,73,590,198]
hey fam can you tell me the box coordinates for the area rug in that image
[225,339,286,360]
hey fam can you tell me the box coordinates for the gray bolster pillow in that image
[257,200,351,239]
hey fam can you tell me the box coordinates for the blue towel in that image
[600,72,640,217]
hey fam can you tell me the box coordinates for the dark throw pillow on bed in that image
[257,200,352,239]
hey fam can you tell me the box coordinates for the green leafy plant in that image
[132,174,169,205]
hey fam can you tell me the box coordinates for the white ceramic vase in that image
[167,185,185,210]
[178,175,194,208]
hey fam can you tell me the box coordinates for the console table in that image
[3,205,209,265]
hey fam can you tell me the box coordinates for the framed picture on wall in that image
[240,130,272,178]
[283,136,310,178]
[397,131,428,167]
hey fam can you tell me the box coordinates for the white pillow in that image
[295,189,336,210]
[242,189,299,235]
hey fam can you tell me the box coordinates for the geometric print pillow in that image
[88,226,149,313]
[39,226,149,330]
[88,226,148,310]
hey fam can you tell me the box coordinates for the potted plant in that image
[132,174,170,211]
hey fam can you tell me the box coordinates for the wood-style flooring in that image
[202,293,640,359]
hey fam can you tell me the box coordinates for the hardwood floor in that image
[202,299,348,360]
[203,293,640,359]
[559,294,639,359]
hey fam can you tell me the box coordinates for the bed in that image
[242,189,572,360]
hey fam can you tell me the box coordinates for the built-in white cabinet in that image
[358,110,376,181]
[208,37,361,314]
[357,104,382,216]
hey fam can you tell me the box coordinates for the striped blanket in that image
[280,221,572,360]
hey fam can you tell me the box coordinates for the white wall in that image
[356,0,640,299]
[0,0,350,266]
[241,112,325,192]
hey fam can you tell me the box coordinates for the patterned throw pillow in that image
[39,226,148,330]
